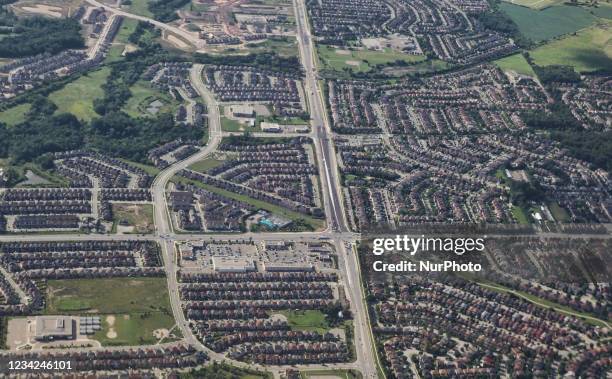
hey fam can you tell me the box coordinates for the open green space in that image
[500,0,563,10]
[50,67,110,121]
[243,37,299,58]
[301,370,363,379]
[118,158,161,176]
[494,53,536,76]
[105,18,139,63]
[45,277,175,346]
[112,203,155,234]
[511,206,531,224]
[278,310,330,333]
[180,363,272,379]
[175,176,325,230]
[127,0,154,18]
[46,277,171,314]
[123,80,180,118]
[529,22,612,72]
[548,202,570,222]
[317,44,426,73]
[189,157,226,173]
[221,116,248,132]
[499,3,597,42]
[0,103,31,126]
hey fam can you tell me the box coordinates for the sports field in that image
[529,22,612,72]
[317,44,426,73]
[45,277,176,346]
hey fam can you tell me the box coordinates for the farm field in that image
[494,53,536,76]
[499,3,597,42]
[529,22,612,72]
[317,44,426,73]
[50,67,110,121]
[45,277,176,346]
[0,103,31,126]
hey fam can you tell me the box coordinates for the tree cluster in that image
[0,17,84,58]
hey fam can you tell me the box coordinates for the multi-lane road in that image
[0,2,380,377]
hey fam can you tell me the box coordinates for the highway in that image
[85,0,204,48]
[292,0,379,377]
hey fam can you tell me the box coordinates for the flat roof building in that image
[212,257,256,273]
[34,316,75,342]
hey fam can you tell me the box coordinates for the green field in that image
[221,116,249,132]
[500,3,597,42]
[105,18,139,63]
[548,202,570,222]
[45,277,176,346]
[317,44,426,73]
[118,158,161,176]
[278,310,330,333]
[189,158,226,173]
[175,176,326,230]
[127,0,154,18]
[494,53,536,76]
[501,0,562,10]
[529,22,612,72]
[112,203,155,234]
[123,81,179,118]
[0,103,31,126]
[512,206,531,224]
[243,37,299,58]
[50,67,110,121]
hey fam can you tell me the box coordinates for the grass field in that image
[0,103,31,126]
[123,81,179,118]
[501,0,563,10]
[317,44,426,73]
[46,277,176,346]
[112,203,155,234]
[512,206,531,224]
[189,158,226,173]
[105,18,139,63]
[278,310,330,333]
[548,202,570,222]
[117,158,161,176]
[301,370,363,379]
[529,22,612,72]
[50,67,110,121]
[127,0,154,18]
[500,3,597,42]
[243,37,300,58]
[494,53,536,76]
[175,176,325,230]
